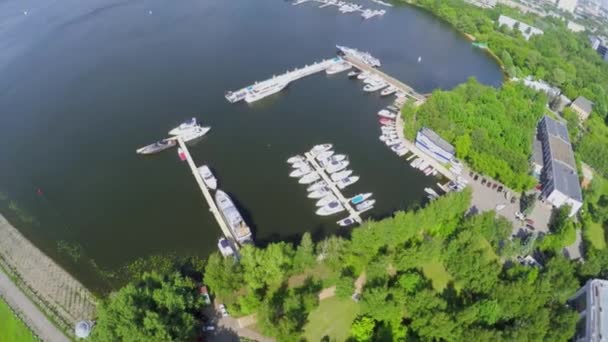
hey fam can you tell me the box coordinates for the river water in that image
[0,0,502,291]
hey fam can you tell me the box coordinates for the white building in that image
[498,15,544,40]
[537,116,583,217]
[558,0,579,12]
[415,127,455,164]
[568,21,586,32]
[569,279,608,342]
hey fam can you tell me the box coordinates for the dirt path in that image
[0,268,69,342]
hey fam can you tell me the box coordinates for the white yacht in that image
[215,190,252,244]
[316,194,338,207]
[326,62,352,75]
[355,199,375,212]
[180,126,211,142]
[310,144,333,156]
[287,155,306,164]
[308,187,331,199]
[357,71,371,80]
[169,118,198,136]
[336,176,359,189]
[315,150,335,161]
[217,238,235,257]
[380,86,397,97]
[299,172,320,184]
[307,181,327,192]
[316,201,345,216]
[377,109,397,119]
[363,82,387,92]
[244,80,289,103]
[325,160,349,173]
[197,165,218,190]
[337,216,357,227]
[336,45,381,67]
[290,166,313,178]
[330,169,353,181]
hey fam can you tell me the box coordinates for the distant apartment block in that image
[557,0,579,12]
[415,128,455,164]
[569,279,608,342]
[537,116,583,216]
[465,0,497,8]
[568,21,586,32]
[571,96,594,121]
[498,15,544,40]
[588,36,608,61]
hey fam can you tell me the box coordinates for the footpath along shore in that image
[0,214,96,338]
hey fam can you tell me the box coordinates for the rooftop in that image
[420,127,455,154]
[532,138,544,166]
[572,96,594,115]
[588,279,608,342]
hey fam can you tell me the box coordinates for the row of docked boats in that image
[346,69,406,98]
[287,144,375,226]
[376,108,408,157]
[136,118,211,154]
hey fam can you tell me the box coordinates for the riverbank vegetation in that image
[90,191,599,341]
[0,297,37,342]
[406,0,608,177]
[402,78,544,191]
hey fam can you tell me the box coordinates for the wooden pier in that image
[343,55,427,104]
[175,137,240,249]
[305,153,362,224]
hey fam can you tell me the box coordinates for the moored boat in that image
[215,190,252,244]
[307,181,327,192]
[380,86,397,97]
[169,118,198,136]
[310,144,333,156]
[291,161,309,169]
[198,165,218,190]
[377,109,397,119]
[350,193,372,205]
[287,155,306,164]
[290,167,313,178]
[180,126,211,142]
[299,172,320,184]
[316,194,338,207]
[315,201,345,216]
[325,160,349,173]
[379,117,395,125]
[218,238,235,257]
[331,169,353,181]
[337,176,359,189]
[136,138,176,154]
[337,216,357,227]
[384,138,401,146]
[308,187,331,199]
[356,199,375,212]
[363,82,387,92]
[357,71,371,80]
[316,150,335,161]
[347,70,360,78]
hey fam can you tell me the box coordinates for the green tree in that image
[293,232,316,272]
[92,272,202,342]
[240,243,294,291]
[454,134,472,158]
[204,253,243,298]
[350,316,376,342]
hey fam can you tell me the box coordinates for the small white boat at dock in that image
[310,144,333,156]
[424,188,439,197]
[180,126,211,142]
[290,167,313,178]
[197,165,218,190]
[331,169,353,181]
[384,138,401,146]
[316,150,335,161]
[136,138,176,155]
[337,176,359,189]
[316,201,345,216]
[357,71,371,80]
[337,216,357,227]
[307,180,327,192]
[299,172,320,184]
[218,238,235,257]
[347,70,360,78]
[169,118,199,136]
[325,160,349,173]
[291,161,309,169]
[350,193,372,204]
[355,199,375,212]
[380,86,397,97]
[308,187,331,199]
[316,194,338,207]
[326,61,352,75]
[287,155,306,164]
[363,82,388,92]
[377,109,397,119]
[391,143,408,156]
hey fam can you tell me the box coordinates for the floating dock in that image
[225,58,342,104]
[305,152,362,224]
[343,54,427,104]
[175,137,241,249]
[292,0,386,20]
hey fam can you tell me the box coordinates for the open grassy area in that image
[421,260,453,293]
[586,220,606,250]
[304,296,359,342]
[0,297,37,342]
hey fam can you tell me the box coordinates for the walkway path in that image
[0,268,69,342]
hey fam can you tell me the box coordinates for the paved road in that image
[0,269,70,342]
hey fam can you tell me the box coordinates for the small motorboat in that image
[169,118,198,135]
[217,238,235,257]
[347,70,360,78]
[337,176,359,189]
[331,170,353,181]
[319,154,347,167]
[357,71,371,80]
[308,187,331,199]
[325,160,349,174]
[291,161,309,169]
[198,165,218,190]
[310,144,333,156]
[379,134,397,142]
[385,139,401,146]
[350,193,372,205]
[307,181,327,192]
[363,82,387,92]
[387,105,399,111]
[424,188,439,197]
[379,118,395,125]
[377,109,397,119]
[180,126,211,142]
[316,201,345,216]
[178,147,187,161]
[299,172,320,184]
[417,160,429,170]
[424,167,434,176]
[411,158,422,167]
[363,76,381,84]
[381,128,397,135]
[136,138,176,154]
[316,150,335,161]
[380,86,397,97]
[290,167,313,178]
[287,155,306,164]
[316,194,338,207]
[337,216,357,227]
[391,144,408,156]
[355,199,375,212]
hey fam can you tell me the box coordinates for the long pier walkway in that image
[175,137,240,249]
[225,58,342,104]
[305,153,362,224]
[344,55,427,104]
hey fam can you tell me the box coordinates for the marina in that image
[293,0,387,20]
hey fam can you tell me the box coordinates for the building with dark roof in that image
[569,279,608,342]
[415,127,455,163]
[537,115,583,216]
[571,96,594,121]
[531,138,544,178]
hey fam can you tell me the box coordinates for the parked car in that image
[492,183,498,190]
[515,212,524,220]
[511,196,517,204]
[481,178,487,185]
[474,174,479,181]
[218,304,228,317]
[202,325,216,332]
[497,185,503,192]
[486,182,493,188]
[525,218,535,225]
[469,171,474,177]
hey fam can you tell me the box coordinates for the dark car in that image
[511,196,517,204]
[492,183,498,189]
[487,182,492,188]
[497,185,503,192]
[474,174,479,181]
[481,178,487,185]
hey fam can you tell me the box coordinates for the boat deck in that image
[305,152,362,224]
[175,137,241,249]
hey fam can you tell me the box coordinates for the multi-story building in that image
[498,15,544,40]
[537,116,583,217]
[571,96,594,121]
[415,127,455,164]
[557,0,579,12]
[569,279,608,342]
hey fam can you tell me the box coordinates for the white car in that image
[515,211,525,220]
[219,304,228,317]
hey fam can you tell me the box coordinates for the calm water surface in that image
[0,0,502,291]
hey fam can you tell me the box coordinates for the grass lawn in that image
[586,220,606,250]
[304,296,359,342]
[0,297,36,342]
[421,260,453,293]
